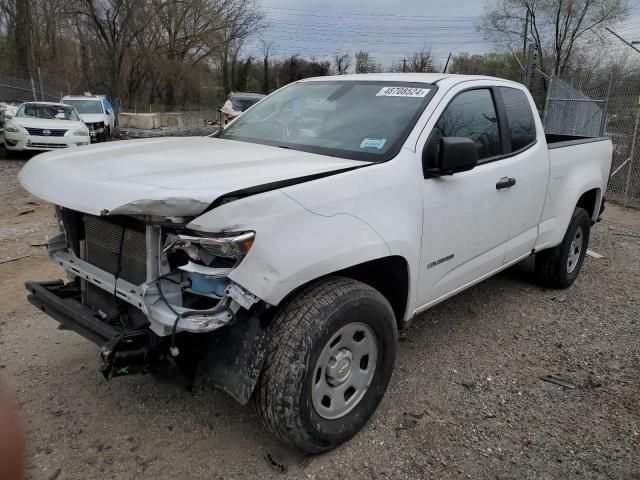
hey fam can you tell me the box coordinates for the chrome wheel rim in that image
[567,227,584,274]
[311,322,378,420]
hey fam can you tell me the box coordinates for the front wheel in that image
[3,143,16,159]
[255,277,398,453]
[535,207,591,289]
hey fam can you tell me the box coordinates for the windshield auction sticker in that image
[376,87,430,97]
[360,138,387,150]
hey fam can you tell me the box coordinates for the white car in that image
[0,103,19,132]
[3,102,90,156]
[61,95,115,142]
[20,74,613,453]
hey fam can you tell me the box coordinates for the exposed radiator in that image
[84,215,147,285]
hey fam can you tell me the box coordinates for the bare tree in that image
[260,39,274,93]
[479,0,630,76]
[0,0,266,105]
[333,51,351,75]
[67,0,159,100]
[390,48,436,73]
[355,50,381,74]
[209,0,263,95]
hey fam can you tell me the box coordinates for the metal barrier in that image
[543,71,640,209]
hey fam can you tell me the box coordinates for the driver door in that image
[416,86,517,307]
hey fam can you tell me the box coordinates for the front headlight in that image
[164,231,255,260]
[73,127,89,136]
[4,123,20,133]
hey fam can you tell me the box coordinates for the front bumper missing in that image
[49,249,247,336]
[25,280,154,378]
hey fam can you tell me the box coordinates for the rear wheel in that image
[535,207,591,289]
[255,277,397,453]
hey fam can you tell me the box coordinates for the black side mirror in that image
[423,136,478,177]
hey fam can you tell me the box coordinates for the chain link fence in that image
[0,69,60,104]
[543,66,640,208]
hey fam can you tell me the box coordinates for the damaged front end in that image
[26,206,270,403]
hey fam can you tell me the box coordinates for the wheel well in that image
[576,188,600,221]
[335,256,409,327]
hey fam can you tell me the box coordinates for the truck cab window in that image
[434,89,501,162]
[499,87,536,151]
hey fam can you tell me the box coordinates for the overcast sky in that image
[246,0,640,68]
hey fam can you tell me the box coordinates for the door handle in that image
[496,177,516,190]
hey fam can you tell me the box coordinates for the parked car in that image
[3,102,89,157]
[219,91,265,126]
[0,102,19,133]
[61,94,115,142]
[20,74,612,453]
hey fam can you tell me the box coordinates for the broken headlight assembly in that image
[163,231,255,298]
[164,231,255,261]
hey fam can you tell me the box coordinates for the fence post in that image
[37,67,45,101]
[524,44,536,91]
[599,73,614,136]
[624,105,640,208]
[30,77,37,101]
[542,74,555,130]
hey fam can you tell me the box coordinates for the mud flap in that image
[198,311,270,405]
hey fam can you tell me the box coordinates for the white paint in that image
[61,95,116,132]
[18,137,362,216]
[586,250,604,259]
[19,73,614,328]
[4,109,89,152]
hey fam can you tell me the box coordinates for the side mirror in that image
[423,136,478,177]
[4,114,12,120]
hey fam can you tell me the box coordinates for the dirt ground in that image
[0,151,639,480]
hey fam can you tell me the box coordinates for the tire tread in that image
[255,276,392,452]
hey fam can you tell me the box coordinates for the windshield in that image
[16,103,80,121]
[220,81,436,161]
[230,97,263,111]
[62,99,103,114]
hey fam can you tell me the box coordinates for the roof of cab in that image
[300,72,525,89]
[61,95,102,101]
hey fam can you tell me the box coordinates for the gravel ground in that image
[0,150,639,480]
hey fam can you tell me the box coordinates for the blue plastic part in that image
[187,272,229,297]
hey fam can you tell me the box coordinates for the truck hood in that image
[18,137,362,216]
[78,113,105,123]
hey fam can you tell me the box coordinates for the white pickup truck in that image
[19,73,612,453]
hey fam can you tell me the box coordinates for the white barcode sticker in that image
[376,86,430,97]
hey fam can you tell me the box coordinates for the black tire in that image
[535,207,591,289]
[3,143,16,159]
[255,276,398,453]
[104,126,111,141]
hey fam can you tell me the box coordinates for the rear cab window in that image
[499,87,536,151]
